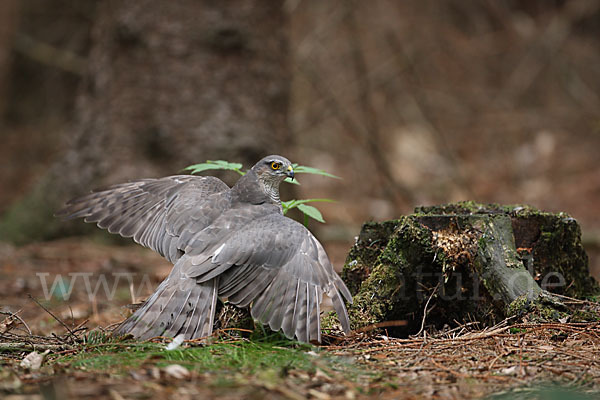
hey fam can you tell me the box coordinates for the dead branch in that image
[414,281,441,337]
[28,294,80,343]
[13,33,86,75]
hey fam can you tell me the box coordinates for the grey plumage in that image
[57,155,352,343]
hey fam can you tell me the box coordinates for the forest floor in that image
[1,239,600,400]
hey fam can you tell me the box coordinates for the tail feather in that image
[163,286,196,337]
[180,281,207,338]
[115,279,170,336]
[330,289,350,334]
[115,272,218,341]
[190,278,219,339]
[309,285,322,342]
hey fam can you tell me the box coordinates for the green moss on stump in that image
[341,202,599,336]
[342,220,400,296]
[349,263,406,328]
[342,216,498,335]
[506,292,570,322]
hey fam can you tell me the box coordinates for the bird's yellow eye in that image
[270,162,281,170]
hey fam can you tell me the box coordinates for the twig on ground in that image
[0,342,70,351]
[414,281,441,337]
[354,320,408,334]
[27,294,79,343]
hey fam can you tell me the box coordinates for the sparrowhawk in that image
[57,155,352,343]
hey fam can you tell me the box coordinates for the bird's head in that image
[233,155,293,206]
[252,155,294,183]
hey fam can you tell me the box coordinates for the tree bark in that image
[0,0,290,243]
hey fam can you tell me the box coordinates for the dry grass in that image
[327,321,600,399]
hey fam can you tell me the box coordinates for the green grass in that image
[55,337,304,373]
[50,331,367,386]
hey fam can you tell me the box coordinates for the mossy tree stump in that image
[340,202,599,336]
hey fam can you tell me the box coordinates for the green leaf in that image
[184,160,244,175]
[281,200,295,215]
[284,177,300,185]
[293,164,341,179]
[290,198,335,207]
[297,204,325,223]
[282,198,335,216]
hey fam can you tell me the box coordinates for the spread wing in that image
[179,213,352,343]
[56,175,230,262]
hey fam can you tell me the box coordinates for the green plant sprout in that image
[184,160,339,224]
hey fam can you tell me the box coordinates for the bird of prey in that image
[57,155,352,343]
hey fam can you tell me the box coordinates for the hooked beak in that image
[286,165,294,180]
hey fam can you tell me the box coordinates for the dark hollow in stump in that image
[337,202,599,336]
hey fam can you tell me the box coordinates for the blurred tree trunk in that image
[0,0,19,119]
[0,0,290,244]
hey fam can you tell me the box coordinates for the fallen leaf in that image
[20,350,49,370]
[314,368,333,382]
[163,364,190,379]
[109,389,126,400]
[308,388,332,400]
[0,315,17,333]
[500,366,518,375]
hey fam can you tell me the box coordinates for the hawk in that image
[57,155,352,343]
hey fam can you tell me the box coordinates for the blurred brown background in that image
[1,0,599,277]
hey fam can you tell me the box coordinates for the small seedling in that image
[184,160,340,225]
